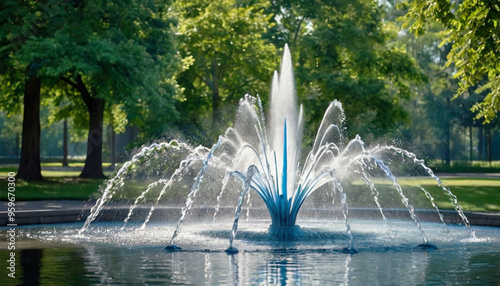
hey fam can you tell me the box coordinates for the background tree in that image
[174,0,277,142]
[21,0,180,178]
[403,0,500,123]
[267,0,426,141]
[0,0,59,180]
[394,0,499,165]
[393,16,457,165]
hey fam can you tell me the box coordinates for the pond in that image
[2,220,499,285]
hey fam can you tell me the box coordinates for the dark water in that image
[1,244,500,285]
[1,222,500,285]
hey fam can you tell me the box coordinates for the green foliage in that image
[174,0,278,140]
[0,0,47,114]
[50,0,180,134]
[1,0,181,137]
[403,0,500,123]
[4,0,493,163]
[268,0,426,139]
[394,20,454,156]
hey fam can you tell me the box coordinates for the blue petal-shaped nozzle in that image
[282,119,287,199]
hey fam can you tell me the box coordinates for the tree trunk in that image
[110,124,116,170]
[443,95,451,167]
[17,67,43,181]
[62,118,69,167]
[77,76,105,178]
[478,125,484,161]
[211,62,220,124]
[212,86,219,126]
[80,97,105,178]
[444,123,450,167]
[469,125,473,162]
[487,126,492,166]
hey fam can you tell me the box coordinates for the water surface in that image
[1,221,499,285]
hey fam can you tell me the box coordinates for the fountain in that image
[78,45,478,254]
[3,44,500,285]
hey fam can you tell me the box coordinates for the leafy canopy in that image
[1,0,181,135]
[269,0,426,138]
[403,0,500,123]
[174,0,277,128]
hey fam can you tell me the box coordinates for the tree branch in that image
[293,17,305,44]
[197,72,212,91]
[60,76,78,89]
[76,74,93,108]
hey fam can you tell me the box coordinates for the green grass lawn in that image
[0,165,110,200]
[40,162,112,168]
[0,178,104,200]
[1,165,499,212]
[0,163,112,178]
[385,177,500,212]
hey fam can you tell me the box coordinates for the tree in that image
[21,0,180,178]
[62,118,69,167]
[395,1,499,164]
[17,62,43,180]
[267,0,426,140]
[403,0,500,123]
[391,14,455,164]
[0,0,57,180]
[174,0,277,137]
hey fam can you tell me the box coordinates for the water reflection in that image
[263,254,302,285]
[1,242,500,285]
[343,254,351,286]
[204,253,212,284]
[20,249,42,285]
[228,254,239,285]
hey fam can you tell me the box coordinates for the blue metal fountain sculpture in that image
[164,45,473,253]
